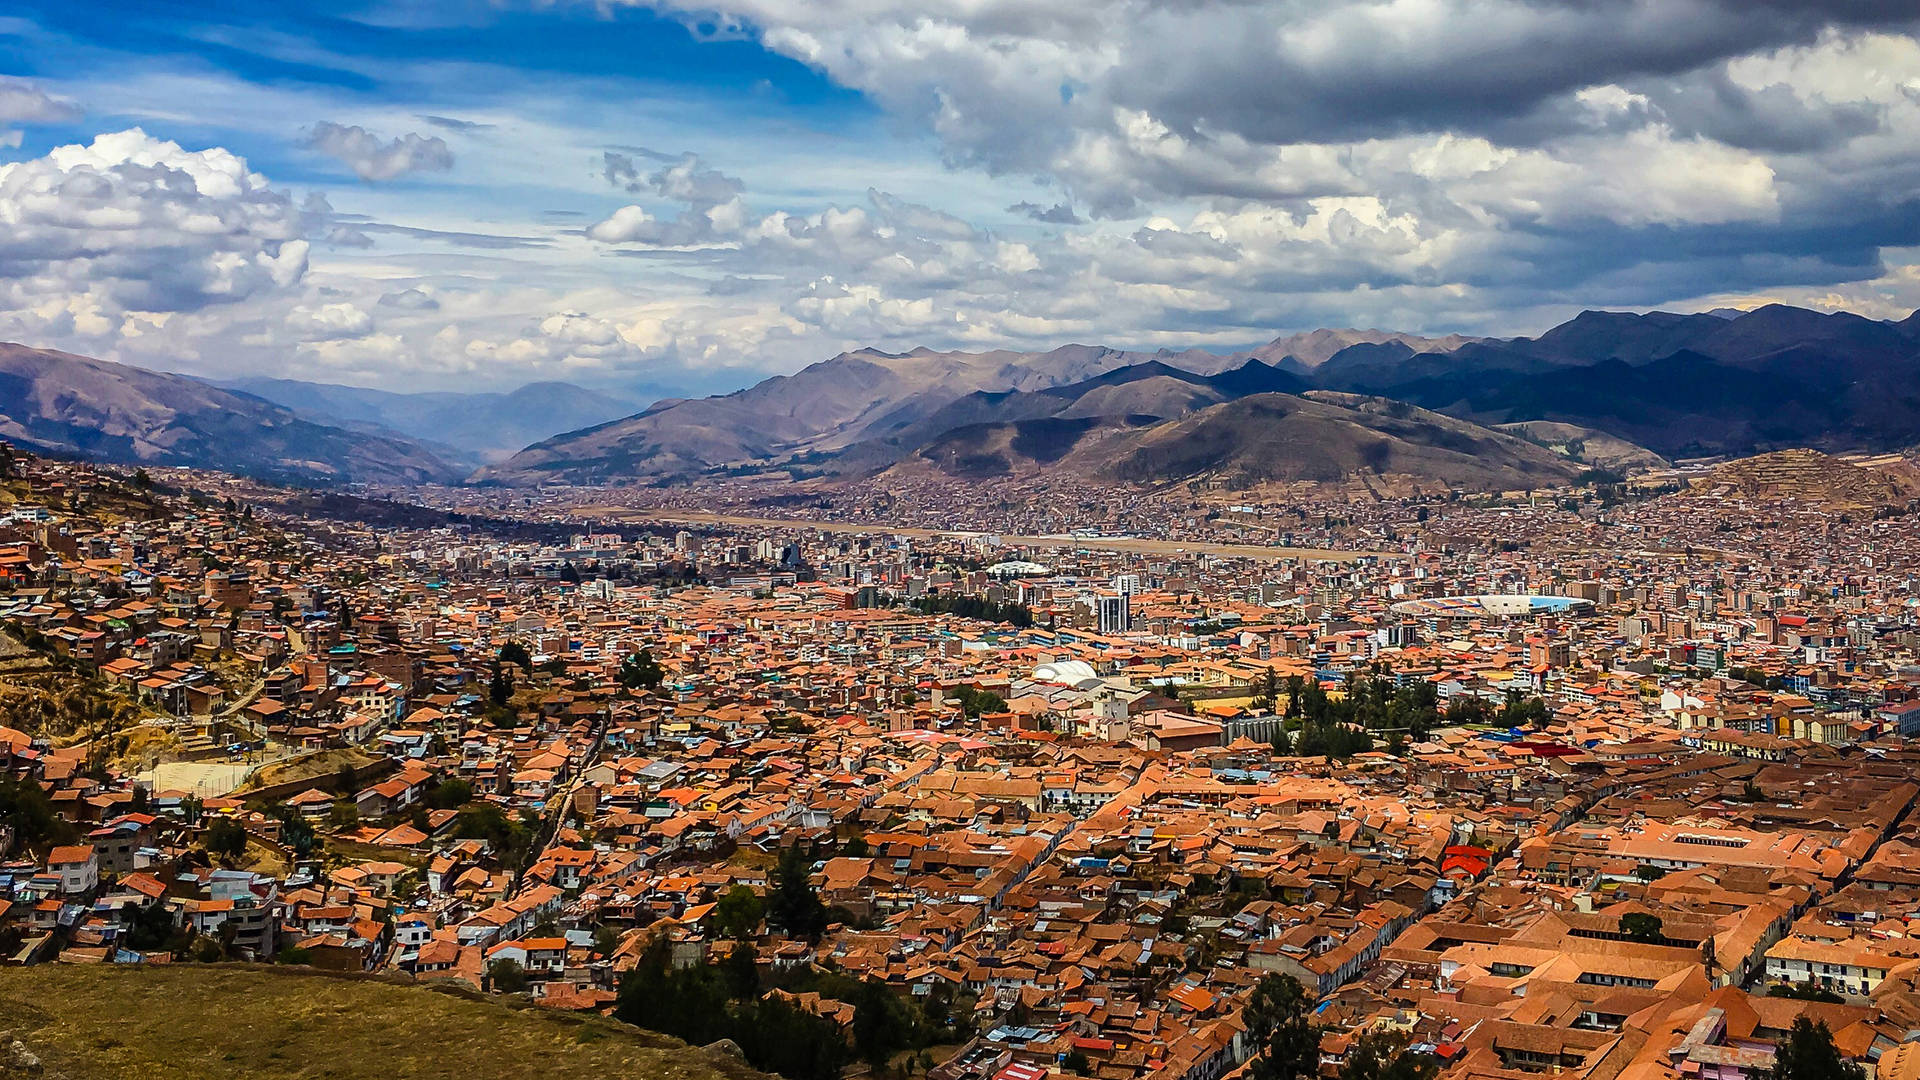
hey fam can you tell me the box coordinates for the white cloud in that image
[288,302,374,340]
[0,77,81,125]
[305,121,454,181]
[0,129,308,326]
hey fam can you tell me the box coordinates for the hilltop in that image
[1689,449,1920,510]
[0,343,459,486]
[0,964,762,1080]
[890,390,1587,494]
[484,303,1920,486]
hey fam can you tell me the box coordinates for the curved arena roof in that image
[1389,594,1594,618]
[986,560,1050,576]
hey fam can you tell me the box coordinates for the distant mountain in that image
[1251,328,1482,370]
[474,302,1920,487]
[894,391,1585,492]
[0,344,458,485]
[475,343,1175,484]
[220,378,646,464]
[1332,305,1920,458]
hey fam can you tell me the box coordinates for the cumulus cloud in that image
[588,150,750,247]
[378,287,440,310]
[0,128,308,321]
[0,77,81,125]
[287,302,374,341]
[1009,201,1084,225]
[305,122,453,181]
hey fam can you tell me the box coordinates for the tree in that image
[1769,983,1846,1003]
[487,957,530,994]
[1620,912,1664,943]
[275,807,318,858]
[713,884,766,940]
[498,641,532,672]
[768,845,828,940]
[427,778,473,810]
[204,817,248,862]
[1064,1048,1093,1075]
[132,468,154,490]
[841,833,871,859]
[949,684,1009,718]
[0,776,74,850]
[1772,1018,1865,1080]
[722,940,761,999]
[619,649,665,691]
[489,663,514,708]
[1245,974,1319,1080]
[120,899,182,953]
[1340,1030,1440,1080]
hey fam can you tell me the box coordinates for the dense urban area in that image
[4,442,1920,1080]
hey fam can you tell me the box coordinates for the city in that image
[6,2,1920,1079]
[4,439,1920,1080]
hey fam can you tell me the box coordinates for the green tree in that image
[1340,1030,1440,1080]
[1620,912,1664,943]
[275,807,318,858]
[498,641,532,672]
[949,684,1008,718]
[1769,983,1845,1003]
[427,778,473,810]
[768,846,828,940]
[204,817,248,862]
[0,776,74,850]
[489,663,513,707]
[487,957,530,994]
[1245,974,1320,1080]
[1064,1048,1093,1075]
[722,940,761,999]
[1772,1018,1865,1080]
[713,884,766,940]
[618,649,665,691]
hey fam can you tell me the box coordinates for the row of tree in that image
[1244,971,1864,1080]
[612,935,958,1080]
[906,594,1036,628]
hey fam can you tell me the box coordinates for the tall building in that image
[1097,592,1131,635]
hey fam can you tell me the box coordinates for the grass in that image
[0,963,766,1080]
[235,748,383,794]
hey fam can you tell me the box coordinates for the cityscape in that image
[5,5,1920,1080]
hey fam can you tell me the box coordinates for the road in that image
[579,508,1392,563]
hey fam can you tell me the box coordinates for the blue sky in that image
[1,1,1918,395]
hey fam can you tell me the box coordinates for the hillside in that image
[896,391,1586,493]
[486,303,1920,487]
[0,344,458,485]
[0,964,762,1080]
[1495,421,1669,473]
[223,377,646,464]
[1689,449,1920,509]
[476,343,1167,483]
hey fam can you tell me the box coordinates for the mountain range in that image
[215,377,646,466]
[480,303,1920,489]
[0,344,459,486]
[4,301,1919,491]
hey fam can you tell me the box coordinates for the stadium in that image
[1389,594,1594,618]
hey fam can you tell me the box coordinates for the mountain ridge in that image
[483,303,1920,488]
[0,344,460,486]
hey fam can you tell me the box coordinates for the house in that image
[47,844,99,895]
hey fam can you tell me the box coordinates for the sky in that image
[1,1,1919,396]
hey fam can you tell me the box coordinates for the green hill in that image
[0,964,764,1080]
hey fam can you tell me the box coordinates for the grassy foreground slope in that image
[0,964,764,1080]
